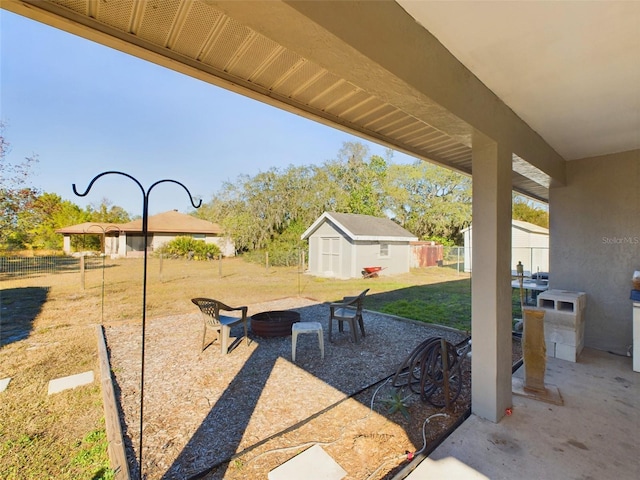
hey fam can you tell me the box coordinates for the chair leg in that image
[349,319,358,343]
[358,315,366,338]
[243,319,249,346]
[318,329,324,359]
[202,324,207,351]
[292,330,298,361]
[221,325,231,355]
[329,317,333,342]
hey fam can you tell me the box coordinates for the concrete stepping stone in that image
[268,444,347,480]
[48,371,94,395]
[0,377,11,392]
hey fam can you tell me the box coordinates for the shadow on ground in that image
[134,296,470,479]
[0,286,49,346]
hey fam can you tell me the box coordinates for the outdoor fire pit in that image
[251,310,300,337]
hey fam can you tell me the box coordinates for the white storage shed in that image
[301,212,418,279]
[462,220,549,275]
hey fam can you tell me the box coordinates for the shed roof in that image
[511,219,549,235]
[301,212,418,242]
[461,219,548,235]
[56,211,223,235]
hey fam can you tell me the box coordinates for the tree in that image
[18,193,89,250]
[323,142,388,216]
[512,194,549,228]
[385,161,472,243]
[0,123,40,250]
[198,164,334,253]
[87,198,131,224]
[196,178,258,252]
[198,142,473,253]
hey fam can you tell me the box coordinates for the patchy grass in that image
[1,257,476,478]
[70,429,114,479]
[367,277,472,332]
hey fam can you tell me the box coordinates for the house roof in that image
[461,219,549,235]
[118,210,223,234]
[56,211,223,235]
[301,212,418,242]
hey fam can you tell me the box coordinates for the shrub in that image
[157,236,221,260]
[244,221,307,267]
[244,246,302,267]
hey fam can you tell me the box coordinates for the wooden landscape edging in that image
[95,324,131,480]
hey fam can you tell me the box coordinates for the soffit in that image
[398,1,640,161]
[3,0,557,201]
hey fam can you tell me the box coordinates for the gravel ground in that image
[104,297,515,479]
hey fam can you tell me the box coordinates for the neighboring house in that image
[462,220,549,275]
[56,210,235,258]
[301,212,418,279]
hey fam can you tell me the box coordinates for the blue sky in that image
[1,10,416,217]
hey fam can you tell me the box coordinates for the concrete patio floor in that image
[404,348,639,479]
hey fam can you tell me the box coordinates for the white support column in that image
[471,131,513,422]
[117,234,126,258]
[63,235,71,254]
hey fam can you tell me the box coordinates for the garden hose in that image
[392,336,470,407]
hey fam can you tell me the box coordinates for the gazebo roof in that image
[56,211,223,235]
[55,222,123,235]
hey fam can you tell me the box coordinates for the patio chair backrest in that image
[191,297,224,326]
[344,289,369,312]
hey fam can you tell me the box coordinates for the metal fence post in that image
[80,255,85,290]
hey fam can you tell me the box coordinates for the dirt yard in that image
[105,297,521,479]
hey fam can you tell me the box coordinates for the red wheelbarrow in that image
[362,266,384,278]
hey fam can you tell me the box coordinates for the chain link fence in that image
[442,246,466,274]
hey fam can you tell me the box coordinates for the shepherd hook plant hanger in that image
[73,171,201,480]
[84,223,122,323]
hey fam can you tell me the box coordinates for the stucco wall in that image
[205,236,236,257]
[550,149,640,353]
[120,233,235,257]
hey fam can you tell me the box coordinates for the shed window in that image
[192,234,205,239]
[379,243,389,257]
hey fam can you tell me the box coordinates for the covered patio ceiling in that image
[3,1,639,204]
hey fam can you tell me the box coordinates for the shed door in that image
[321,237,340,276]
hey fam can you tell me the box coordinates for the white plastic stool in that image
[292,322,324,361]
